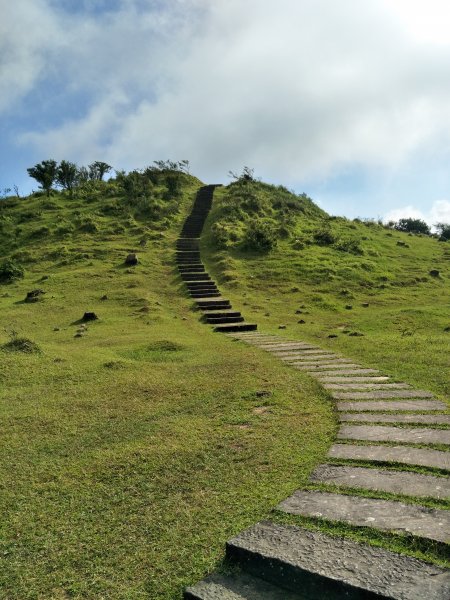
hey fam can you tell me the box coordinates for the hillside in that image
[0,171,448,598]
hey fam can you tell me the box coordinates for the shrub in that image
[243,220,277,252]
[0,260,24,283]
[2,337,41,354]
[334,238,364,255]
[313,225,336,246]
[394,218,430,235]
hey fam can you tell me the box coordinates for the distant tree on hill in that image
[228,166,255,183]
[435,222,450,241]
[56,160,78,195]
[394,218,430,235]
[88,161,112,181]
[27,160,57,197]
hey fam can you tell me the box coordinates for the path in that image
[182,188,449,599]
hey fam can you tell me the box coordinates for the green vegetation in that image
[1,168,448,597]
[0,172,334,599]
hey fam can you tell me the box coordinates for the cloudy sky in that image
[2,0,450,223]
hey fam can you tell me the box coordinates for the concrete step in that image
[200,302,232,311]
[337,399,447,412]
[214,322,257,333]
[339,413,450,425]
[190,292,221,298]
[226,522,450,599]
[206,316,245,324]
[185,570,304,600]
[310,463,450,499]
[203,311,242,319]
[329,443,450,470]
[338,424,450,445]
[186,282,216,288]
[197,299,231,308]
[181,273,211,281]
[278,490,450,543]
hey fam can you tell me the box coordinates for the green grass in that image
[1,173,448,597]
[0,177,335,598]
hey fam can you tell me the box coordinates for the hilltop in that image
[0,168,448,599]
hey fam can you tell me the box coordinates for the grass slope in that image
[203,179,450,399]
[0,176,334,599]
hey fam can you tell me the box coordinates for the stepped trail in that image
[180,187,450,599]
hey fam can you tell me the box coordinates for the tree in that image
[435,222,450,241]
[88,161,112,181]
[27,160,57,197]
[394,218,430,235]
[56,160,78,195]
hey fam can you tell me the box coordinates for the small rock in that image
[74,333,84,338]
[139,239,147,247]
[429,269,440,277]
[100,294,108,301]
[444,326,450,332]
[349,331,364,337]
[53,327,60,332]
[25,289,45,303]
[255,390,272,398]
[328,334,338,338]
[264,312,270,317]
[125,253,138,266]
[155,301,162,306]
[362,302,369,307]
[298,319,306,324]
[82,312,98,322]
[182,317,187,321]
[295,310,302,314]
[278,325,287,329]
[345,305,353,310]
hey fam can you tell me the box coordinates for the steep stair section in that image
[177,186,257,332]
[186,330,449,599]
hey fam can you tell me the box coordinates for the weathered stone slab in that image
[338,424,450,445]
[292,358,354,366]
[227,522,450,600]
[319,376,390,383]
[329,443,450,470]
[281,353,337,361]
[264,345,319,352]
[278,490,450,543]
[339,413,450,425]
[312,369,380,376]
[333,390,435,400]
[297,363,361,371]
[337,400,447,412]
[324,383,410,391]
[185,570,302,600]
[310,464,450,499]
[272,349,328,356]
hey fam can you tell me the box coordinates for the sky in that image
[1,0,450,224]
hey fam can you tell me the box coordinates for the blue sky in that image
[2,0,450,225]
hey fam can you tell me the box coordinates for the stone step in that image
[214,323,257,333]
[204,311,242,319]
[206,316,245,324]
[329,443,450,470]
[185,570,304,600]
[333,390,435,400]
[312,369,381,376]
[310,463,450,499]
[340,413,450,425]
[186,282,216,289]
[181,273,211,281]
[338,424,450,445]
[282,353,338,362]
[319,376,390,383]
[178,266,205,272]
[226,521,450,599]
[278,490,450,543]
[258,343,318,351]
[324,383,411,391]
[272,349,330,356]
[296,363,362,371]
[190,292,221,298]
[337,399,447,412]
[196,298,230,308]
[200,302,232,311]
[189,287,219,294]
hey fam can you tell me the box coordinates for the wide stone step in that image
[178,266,205,272]
[333,390,435,400]
[338,424,450,445]
[200,302,232,311]
[214,322,257,333]
[310,463,450,499]
[181,273,211,281]
[186,282,216,288]
[325,382,411,391]
[337,399,447,412]
[206,316,245,324]
[296,363,362,371]
[185,570,303,600]
[282,353,338,362]
[329,443,450,470]
[314,369,381,376]
[190,292,221,298]
[204,311,242,319]
[226,522,450,600]
[339,413,450,425]
[319,376,390,383]
[278,490,450,543]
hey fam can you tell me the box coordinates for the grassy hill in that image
[0,171,448,598]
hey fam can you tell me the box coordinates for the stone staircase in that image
[177,186,257,333]
[185,331,450,599]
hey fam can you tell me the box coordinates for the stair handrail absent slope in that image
[176,185,257,333]
[185,330,450,599]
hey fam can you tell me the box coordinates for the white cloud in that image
[6,0,450,199]
[384,200,450,226]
